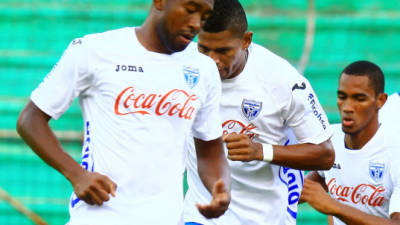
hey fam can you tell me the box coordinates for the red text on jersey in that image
[327,178,387,207]
[114,86,198,120]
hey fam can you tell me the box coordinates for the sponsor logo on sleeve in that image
[71,38,82,45]
[307,93,327,130]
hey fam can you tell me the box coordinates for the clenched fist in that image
[71,170,117,206]
[223,133,263,162]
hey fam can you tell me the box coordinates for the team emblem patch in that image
[369,162,385,183]
[183,66,200,89]
[241,99,262,121]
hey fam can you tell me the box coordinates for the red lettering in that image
[327,179,387,207]
[222,120,258,139]
[115,87,198,120]
[142,94,156,108]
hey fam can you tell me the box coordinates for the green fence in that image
[0,0,399,224]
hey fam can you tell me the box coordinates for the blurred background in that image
[0,0,399,224]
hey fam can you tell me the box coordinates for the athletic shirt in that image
[319,124,400,225]
[30,27,222,225]
[380,92,400,134]
[184,43,332,225]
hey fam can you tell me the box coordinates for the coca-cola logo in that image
[114,86,198,120]
[327,178,387,207]
[222,120,257,139]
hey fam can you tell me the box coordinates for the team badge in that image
[369,162,385,183]
[241,99,262,121]
[183,66,200,89]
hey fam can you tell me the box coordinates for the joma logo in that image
[115,64,144,72]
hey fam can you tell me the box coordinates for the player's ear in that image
[376,92,388,110]
[153,0,166,11]
[241,31,253,50]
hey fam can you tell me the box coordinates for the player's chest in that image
[91,57,205,120]
[325,153,392,207]
[220,83,281,139]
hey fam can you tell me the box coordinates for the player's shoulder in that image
[75,27,133,50]
[250,43,302,81]
[249,43,308,93]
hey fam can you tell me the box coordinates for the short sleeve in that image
[281,74,332,144]
[389,150,400,215]
[191,66,222,141]
[30,38,92,119]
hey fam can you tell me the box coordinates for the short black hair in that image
[341,60,385,94]
[203,0,248,37]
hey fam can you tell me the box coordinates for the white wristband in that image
[262,143,274,162]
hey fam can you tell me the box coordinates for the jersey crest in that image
[241,99,262,121]
[369,162,385,183]
[183,66,199,89]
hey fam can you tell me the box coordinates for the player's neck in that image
[135,21,173,54]
[229,49,249,79]
[344,119,380,150]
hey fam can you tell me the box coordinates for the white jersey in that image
[319,124,400,225]
[30,27,222,225]
[380,92,400,134]
[184,43,332,225]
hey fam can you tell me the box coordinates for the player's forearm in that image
[271,140,334,170]
[17,102,85,183]
[331,201,400,225]
[299,171,328,204]
[195,138,231,194]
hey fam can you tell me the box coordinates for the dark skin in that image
[17,0,230,219]
[198,29,335,170]
[17,102,116,206]
[302,74,400,224]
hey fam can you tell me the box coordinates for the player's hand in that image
[223,133,263,162]
[71,170,117,206]
[301,179,338,215]
[196,179,230,219]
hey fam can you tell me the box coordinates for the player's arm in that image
[17,101,116,205]
[301,179,400,225]
[298,170,328,204]
[194,137,231,219]
[224,134,334,170]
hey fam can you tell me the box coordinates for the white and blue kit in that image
[318,124,400,225]
[184,43,333,225]
[380,92,400,134]
[31,27,223,225]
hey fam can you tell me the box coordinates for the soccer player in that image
[301,61,400,225]
[183,1,335,224]
[16,0,231,224]
[380,91,400,134]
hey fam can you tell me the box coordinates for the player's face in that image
[156,0,213,53]
[337,73,385,135]
[198,30,252,80]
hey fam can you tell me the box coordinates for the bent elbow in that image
[320,145,335,170]
[16,110,29,137]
